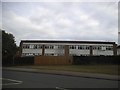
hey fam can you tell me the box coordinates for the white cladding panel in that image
[93,50,113,55]
[22,49,42,54]
[69,49,89,55]
[45,49,64,54]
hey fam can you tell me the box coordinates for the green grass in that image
[15,65,119,75]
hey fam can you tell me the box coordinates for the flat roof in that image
[20,40,116,44]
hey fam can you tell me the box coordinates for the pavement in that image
[2,67,120,81]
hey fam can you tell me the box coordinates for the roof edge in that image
[20,40,116,44]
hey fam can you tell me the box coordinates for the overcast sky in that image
[2,1,119,45]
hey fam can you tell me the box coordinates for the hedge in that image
[72,56,120,65]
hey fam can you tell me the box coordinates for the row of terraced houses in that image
[19,40,118,57]
[16,40,120,65]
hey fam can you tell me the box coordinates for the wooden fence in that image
[35,56,73,65]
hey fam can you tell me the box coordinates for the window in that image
[58,45,64,49]
[34,45,37,49]
[69,46,72,49]
[34,53,38,56]
[45,53,54,56]
[98,46,101,50]
[45,45,49,49]
[22,45,26,48]
[38,45,42,49]
[106,46,113,50]
[49,45,54,49]
[30,45,34,49]
[69,45,76,49]
[22,44,30,49]
[78,46,83,49]
[101,46,106,51]
[93,46,97,50]
[45,45,54,49]
[72,54,77,56]
[25,53,28,56]
[92,46,105,50]
[78,45,88,50]
[29,53,33,56]
[85,46,90,50]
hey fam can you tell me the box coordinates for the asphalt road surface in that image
[2,70,119,89]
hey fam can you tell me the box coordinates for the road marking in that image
[0,78,23,85]
[56,87,69,90]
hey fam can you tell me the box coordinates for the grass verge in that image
[14,65,119,75]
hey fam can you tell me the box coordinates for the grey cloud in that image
[2,2,118,45]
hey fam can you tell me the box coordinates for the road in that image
[2,70,119,89]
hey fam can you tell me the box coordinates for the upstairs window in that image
[38,45,43,49]
[30,45,34,49]
[34,45,37,49]
[45,45,54,49]
[93,46,97,50]
[49,45,54,49]
[45,45,49,49]
[106,46,113,50]
[58,45,64,49]
[69,45,76,49]
[97,46,101,50]
[22,44,30,49]
[33,45,43,49]
[101,46,106,51]
[78,46,83,49]
[85,46,90,50]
